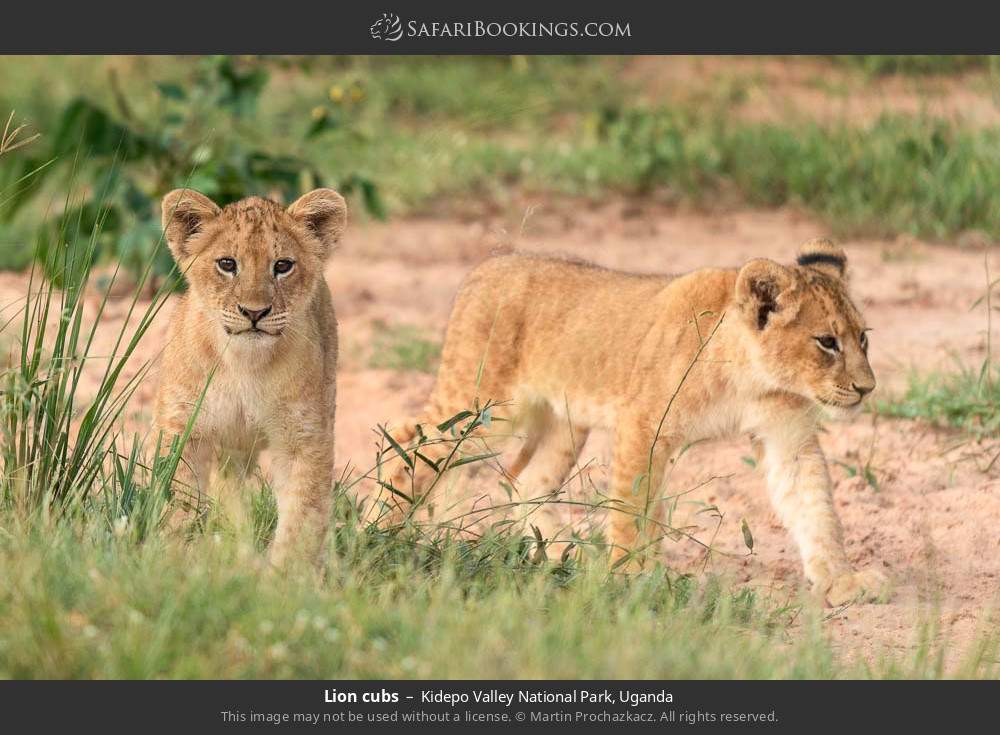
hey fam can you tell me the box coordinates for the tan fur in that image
[153,188,345,567]
[390,239,889,605]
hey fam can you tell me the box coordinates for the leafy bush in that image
[3,57,384,287]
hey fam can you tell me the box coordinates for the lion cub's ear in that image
[735,258,801,331]
[287,189,347,259]
[796,238,847,280]
[161,189,221,263]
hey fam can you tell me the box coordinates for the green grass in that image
[0,507,795,679]
[828,55,996,76]
[877,258,1000,447]
[878,364,1000,439]
[3,502,998,679]
[368,322,441,373]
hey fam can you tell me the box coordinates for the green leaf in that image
[740,518,754,554]
[631,472,648,497]
[306,112,340,139]
[340,173,387,220]
[155,82,187,101]
[862,466,879,491]
[413,450,440,472]
[449,451,501,469]
[49,97,154,160]
[379,424,413,470]
[499,480,514,501]
[436,410,474,433]
[376,480,412,504]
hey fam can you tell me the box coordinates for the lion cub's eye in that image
[273,259,295,276]
[216,257,237,274]
[859,331,869,353]
[814,335,840,353]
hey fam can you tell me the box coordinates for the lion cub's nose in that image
[238,305,272,324]
[852,382,875,398]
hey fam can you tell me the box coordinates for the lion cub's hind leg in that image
[380,285,525,525]
[606,416,674,571]
[510,402,590,555]
[380,398,516,527]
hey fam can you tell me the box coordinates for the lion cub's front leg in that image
[607,417,673,570]
[267,415,334,568]
[756,417,890,605]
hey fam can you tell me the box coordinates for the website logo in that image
[370,13,404,42]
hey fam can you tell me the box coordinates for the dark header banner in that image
[1,680,997,732]
[1,1,996,54]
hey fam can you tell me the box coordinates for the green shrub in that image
[3,57,384,287]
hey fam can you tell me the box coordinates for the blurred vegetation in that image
[369,321,441,373]
[528,108,998,240]
[0,55,997,281]
[0,57,384,285]
[829,55,995,76]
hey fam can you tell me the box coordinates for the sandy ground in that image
[2,201,998,669]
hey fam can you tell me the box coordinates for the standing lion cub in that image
[389,239,890,606]
[154,188,344,566]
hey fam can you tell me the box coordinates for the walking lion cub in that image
[389,239,889,605]
[154,188,344,566]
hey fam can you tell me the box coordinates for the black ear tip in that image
[797,252,846,272]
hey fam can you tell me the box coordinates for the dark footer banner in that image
[1,680,995,731]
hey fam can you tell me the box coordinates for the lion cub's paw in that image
[824,567,891,606]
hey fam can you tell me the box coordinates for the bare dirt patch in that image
[3,201,997,668]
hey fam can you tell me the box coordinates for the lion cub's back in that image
[432,254,679,410]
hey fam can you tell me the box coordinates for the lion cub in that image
[390,239,889,605]
[154,188,344,566]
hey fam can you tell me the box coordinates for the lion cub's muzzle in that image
[223,304,288,337]
[815,383,876,421]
